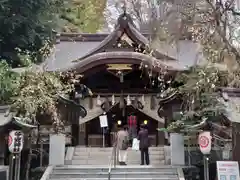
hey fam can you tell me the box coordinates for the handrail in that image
[108,133,117,180]
[177,168,185,180]
[40,166,54,180]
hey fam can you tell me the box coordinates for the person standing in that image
[138,124,150,165]
[116,125,129,165]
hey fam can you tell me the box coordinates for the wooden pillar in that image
[71,124,79,146]
[0,136,6,165]
[78,122,86,146]
[157,121,165,146]
[71,108,80,146]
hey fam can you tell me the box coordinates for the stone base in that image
[170,133,185,165]
[49,134,65,166]
[0,166,9,180]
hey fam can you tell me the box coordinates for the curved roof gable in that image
[74,13,176,62]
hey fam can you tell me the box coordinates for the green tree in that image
[57,0,107,32]
[0,0,61,67]
[0,60,18,105]
[10,70,72,131]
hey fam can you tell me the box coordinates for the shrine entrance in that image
[85,104,159,147]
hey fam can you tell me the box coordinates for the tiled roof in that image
[44,41,101,71]
[40,12,199,72]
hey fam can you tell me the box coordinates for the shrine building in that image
[42,12,201,147]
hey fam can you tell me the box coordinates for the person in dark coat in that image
[138,124,150,165]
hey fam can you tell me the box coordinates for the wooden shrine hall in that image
[44,12,200,147]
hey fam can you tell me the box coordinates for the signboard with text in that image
[217,161,240,180]
[99,115,108,128]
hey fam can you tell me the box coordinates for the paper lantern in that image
[198,131,212,155]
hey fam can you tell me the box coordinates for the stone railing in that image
[40,166,54,180]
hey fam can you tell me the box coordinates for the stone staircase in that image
[67,146,165,165]
[48,165,180,180]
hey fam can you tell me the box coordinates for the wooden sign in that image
[107,64,132,70]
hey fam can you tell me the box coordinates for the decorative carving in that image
[107,64,132,70]
[120,33,133,46]
[157,106,165,118]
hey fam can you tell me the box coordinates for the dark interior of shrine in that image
[80,65,174,94]
[86,104,159,147]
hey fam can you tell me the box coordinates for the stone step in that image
[74,148,113,152]
[73,152,164,156]
[50,172,178,179]
[126,160,165,162]
[73,153,164,158]
[53,167,177,173]
[49,178,178,180]
[50,166,179,180]
[74,147,165,152]
[69,160,165,165]
[71,157,165,161]
[72,153,165,158]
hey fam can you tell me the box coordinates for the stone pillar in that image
[78,122,86,146]
[49,134,65,165]
[0,166,9,180]
[170,133,185,165]
[157,122,165,145]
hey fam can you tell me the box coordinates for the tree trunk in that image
[25,138,33,180]
[35,124,40,146]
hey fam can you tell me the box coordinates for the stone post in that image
[0,166,9,180]
[170,133,185,165]
[49,134,65,165]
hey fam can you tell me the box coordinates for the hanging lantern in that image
[127,95,131,106]
[97,95,102,106]
[198,131,212,155]
[112,94,115,105]
[141,95,145,105]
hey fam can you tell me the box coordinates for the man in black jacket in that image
[138,124,150,165]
